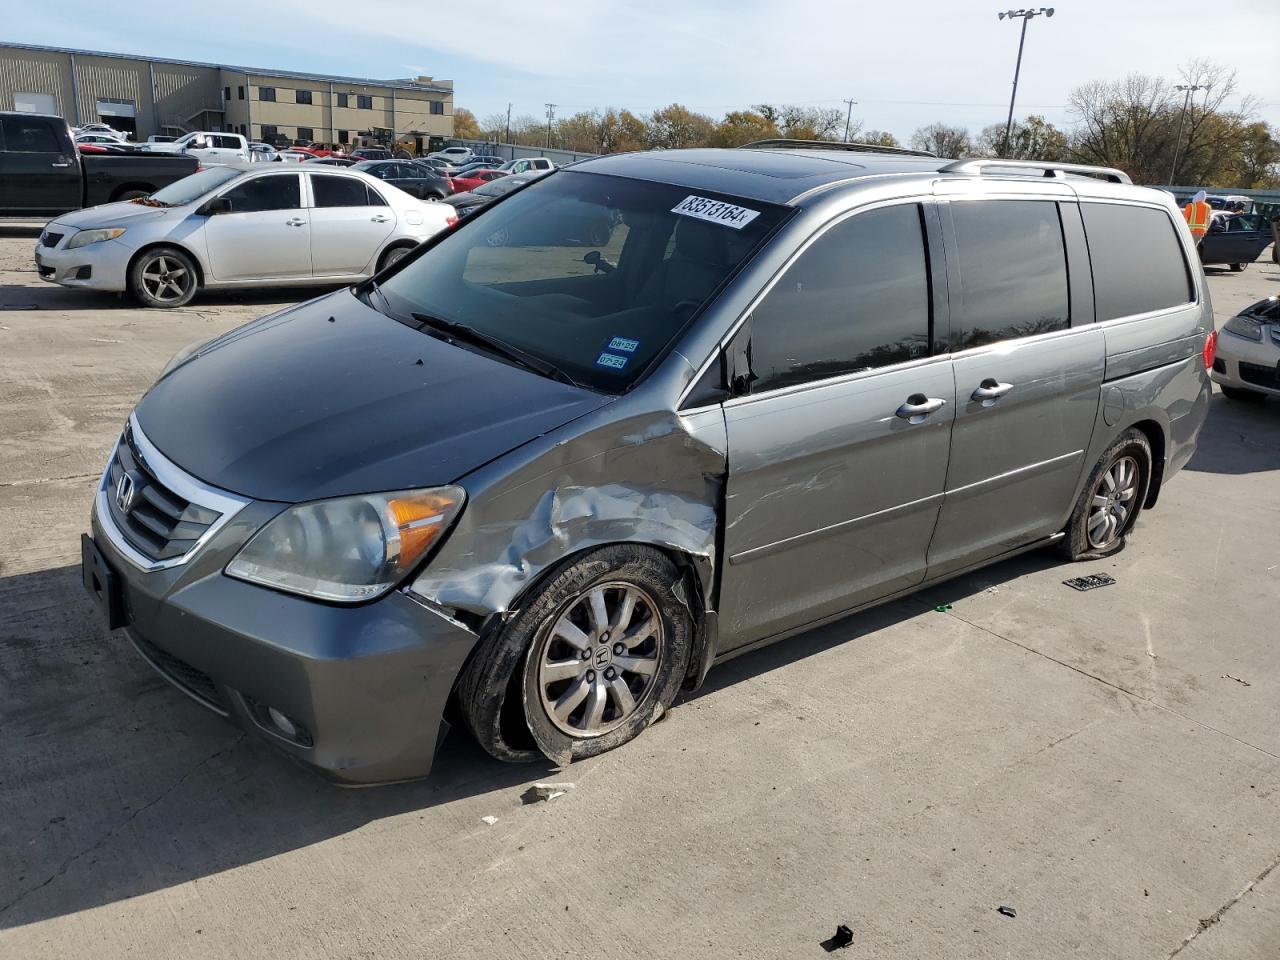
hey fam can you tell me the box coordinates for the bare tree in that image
[910,123,972,158]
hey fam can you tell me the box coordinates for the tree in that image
[911,123,972,158]
[707,110,779,147]
[556,108,648,154]
[1231,122,1280,188]
[452,108,482,140]
[755,104,846,141]
[859,130,901,149]
[976,115,1069,160]
[645,104,715,150]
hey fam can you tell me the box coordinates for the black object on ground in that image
[997,905,1018,918]
[1063,573,1117,592]
[820,924,855,951]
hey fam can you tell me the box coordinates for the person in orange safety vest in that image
[1183,190,1211,245]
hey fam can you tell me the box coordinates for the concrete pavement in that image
[1,231,1277,959]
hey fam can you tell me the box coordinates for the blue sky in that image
[14,0,1279,140]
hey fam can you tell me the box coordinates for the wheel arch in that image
[127,240,207,288]
[1128,418,1167,508]
[107,182,159,202]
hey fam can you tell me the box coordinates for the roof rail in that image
[739,138,937,158]
[938,158,1132,184]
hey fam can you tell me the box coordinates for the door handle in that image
[285,218,306,227]
[970,378,1014,405]
[896,394,948,423]
[51,160,72,168]
[371,215,391,223]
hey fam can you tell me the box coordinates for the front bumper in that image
[1211,329,1280,397]
[85,463,478,785]
[34,231,131,292]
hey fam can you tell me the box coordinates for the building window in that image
[357,95,373,110]
[238,85,245,100]
[224,86,231,102]
[337,129,349,143]
[295,89,313,105]
[337,93,349,108]
[261,124,278,139]
[430,101,444,115]
[297,127,314,142]
[259,87,276,102]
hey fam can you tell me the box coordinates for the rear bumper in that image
[87,499,479,785]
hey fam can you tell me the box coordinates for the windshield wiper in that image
[411,312,583,388]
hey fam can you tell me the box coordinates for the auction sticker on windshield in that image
[671,195,760,229]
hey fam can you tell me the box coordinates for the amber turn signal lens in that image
[386,492,462,571]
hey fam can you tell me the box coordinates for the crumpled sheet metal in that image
[409,481,717,617]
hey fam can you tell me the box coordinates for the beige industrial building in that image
[0,41,454,150]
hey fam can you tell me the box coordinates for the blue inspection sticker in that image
[607,336,640,353]
[595,352,629,370]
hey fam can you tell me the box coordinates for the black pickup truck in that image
[0,112,198,217]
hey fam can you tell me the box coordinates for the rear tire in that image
[1222,385,1266,403]
[377,244,414,272]
[1230,262,1247,272]
[1060,429,1151,561]
[128,246,198,309]
[116,189,149,202]
[456,545,692,765]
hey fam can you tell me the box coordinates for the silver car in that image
[1211,295,1280,401]
[81,146,1212,783]
[36,165,456,307]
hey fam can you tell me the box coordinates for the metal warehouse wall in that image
[0,47,74,117]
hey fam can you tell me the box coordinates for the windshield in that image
[377,171,787,392]
[473,177,525,198]
[147,167,242,205]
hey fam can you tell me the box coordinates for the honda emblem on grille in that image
[115,472,136,513]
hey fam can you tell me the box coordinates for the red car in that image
[448,169,507,194]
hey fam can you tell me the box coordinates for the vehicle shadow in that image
[0,278,342,312]
[1184,392,1280,476]
[0,563,556,931]
[1,544,1061,930]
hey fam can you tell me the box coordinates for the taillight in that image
[194,162,204,172]
[1202,329,1218,370]
[445,215,459,228]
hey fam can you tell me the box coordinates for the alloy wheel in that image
[535,582,662,738]
[140,255,191,303]
[1087,455,1139,549]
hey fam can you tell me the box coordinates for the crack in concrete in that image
[942,608,1280,764]
[1166,852,1280,958]
[0,473,99,489]
[0,732,246,923]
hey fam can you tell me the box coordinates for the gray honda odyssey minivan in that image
[82,142,1214,783]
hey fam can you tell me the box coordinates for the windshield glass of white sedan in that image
[148,167,241,206]
[378,171,787,391]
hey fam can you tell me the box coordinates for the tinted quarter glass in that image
[750,204,932,392]
[222,175,300,213]
[1081,203,1193,321]
[951,200,1069,349]
[312,174,371,207]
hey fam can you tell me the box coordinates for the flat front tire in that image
[128,246,198,308]
[456,545,692,765]
[1060,429,1151,561]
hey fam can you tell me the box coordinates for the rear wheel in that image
[1060,429,1151,561]
[1230,262,1247,272]
[115,189,149,202]
[1222,385,1266,403]
[378,244,414,271]
[128,246,198,309]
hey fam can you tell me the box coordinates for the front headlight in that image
[226,487,465,602]
[67,227,127,249]
[1223,315,1264,342]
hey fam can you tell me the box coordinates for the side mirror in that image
[200,196,232,216]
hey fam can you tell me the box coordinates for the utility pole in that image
[545,103,557,149]
[842,98,858,142]
[504,102,512,145]
[997,7,1055,158]
[1168,83,1208,185]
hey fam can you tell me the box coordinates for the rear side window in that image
[951,200,1069,349]
[1,116,61,153]
[311,174,372,208]
[222,174,300,213]
[1081,203,1193,321]
[750,203,932,392]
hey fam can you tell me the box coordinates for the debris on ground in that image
[832,924,854,947]
[1222,674,1252,687]
[934,603,953,612]
[1063,573,1117,592]
[997,905,1017,918]
[522,782,576,804]
[479,816,498,825]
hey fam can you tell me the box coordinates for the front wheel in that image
[456,545,692,765]
[1060,429,1151,561]
[1230,262,1247,272]
[128,246,198,308]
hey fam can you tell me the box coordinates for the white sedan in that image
[34,165,457,308]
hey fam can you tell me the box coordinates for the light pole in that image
[997,7,1054,158]
[842,98,858,142]
[1168,83,1208,185]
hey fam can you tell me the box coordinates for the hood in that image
[134,290,612,503]
[52,201,176,230]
